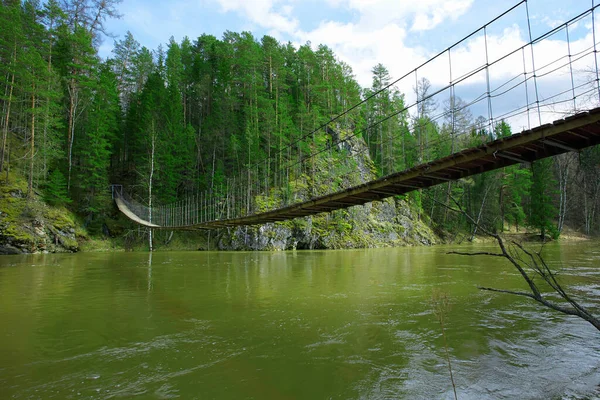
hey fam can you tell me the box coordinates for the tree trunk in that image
[583,174,591,235]
[28,90,36,198]
[67,80,78,190]
[541,226,546,242]
[557,157,569,233]
[471,184,491,241]
[148,129,155,251]
[269,54,273,95]
[42,37,54,181]
[0,45,16,173]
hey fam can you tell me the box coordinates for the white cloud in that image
[297,21,427,88]
[291,0,475,88]
[322,0,474,31]
[542,16,563,29]
[215,0,299,35]
[410,0,474,31]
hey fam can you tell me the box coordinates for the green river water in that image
[1,242,599,399]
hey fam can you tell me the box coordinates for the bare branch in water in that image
[436,195,600,332]
[448,251,505,257]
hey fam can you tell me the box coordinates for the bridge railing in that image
[116,1,600,228]
[223,1,600,218]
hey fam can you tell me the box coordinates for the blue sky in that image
[99,0,593,87]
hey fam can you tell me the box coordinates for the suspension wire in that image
[414,69,422,162]
[484,25,494,134]
[448,48,455,137]
[278,61,597,199]
[525,0,542,125]
[593,0,600,104]
[120,83,598,228]
[315,7,600,162]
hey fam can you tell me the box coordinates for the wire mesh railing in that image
[115,1,600,228]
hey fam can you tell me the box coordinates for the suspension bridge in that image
[112,1,600,231]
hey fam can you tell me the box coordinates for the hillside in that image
[1,2,599,252]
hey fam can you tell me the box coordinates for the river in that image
[1,242,599,399]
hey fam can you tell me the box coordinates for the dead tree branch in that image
[434,194,600,332]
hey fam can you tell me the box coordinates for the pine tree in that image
[21,0,55,197]
[75,62,119,214]
[54,22,97,190]
[529,158,558,240]
[45,169,71,205]
[112,31,140,109]
[503,166,532,232]
[40,0,66,183]
[0,1,22,173]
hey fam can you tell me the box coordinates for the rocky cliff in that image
[0,174,81,254]
[216,130,438,251]
[217,197,436,251]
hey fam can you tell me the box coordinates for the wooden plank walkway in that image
[116,108,600,230]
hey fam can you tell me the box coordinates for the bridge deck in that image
[117,108,600,230]
[115,197,160,227]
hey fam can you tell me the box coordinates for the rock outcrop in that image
[0,176,81,254]
[217,130,438,251]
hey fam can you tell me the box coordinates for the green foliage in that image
[529,158,559,240]
[3,0,597,247]
[494,120,512,138]
[75,62,119,214]
[362,64,410,175]
[502,166,531,231]
[44,169,71,206]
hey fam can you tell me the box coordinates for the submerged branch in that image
[437,194,600,333]
[448,251,505,257]
[478,287,536,299]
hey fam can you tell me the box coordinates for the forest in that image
[2,0,600,245]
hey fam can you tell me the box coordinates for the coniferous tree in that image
[502,166,532,232]
[530,158,558,240]
[39,0,66,183]
[54,22,97,189]
[75,62,119,214]
[45,169,71,205]
[0,1,22,173]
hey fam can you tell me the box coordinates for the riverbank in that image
[1,168,440,254]
[1,171,594,255]
[0,173,82,254]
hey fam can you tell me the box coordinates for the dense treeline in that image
[2,0,600,239]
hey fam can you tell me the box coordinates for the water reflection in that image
[0,243,599,399]
[147,251,153,293]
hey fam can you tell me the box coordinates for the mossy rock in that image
[0,172,87,253]
[43,207,75,230]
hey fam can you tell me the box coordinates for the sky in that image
[99,0,600,129]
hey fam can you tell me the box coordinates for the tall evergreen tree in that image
[0,0,23,173]
[54,22,97,189]
[75,62,119,214]
[530,158,558,240]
